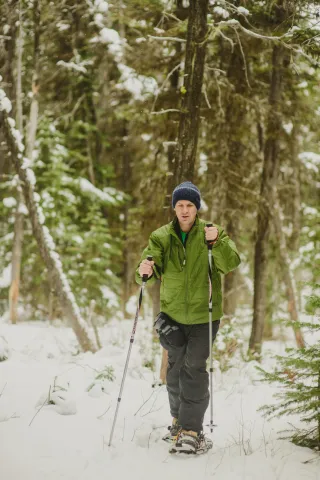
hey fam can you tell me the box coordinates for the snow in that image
[3,197,17,208]
[117,64,158,101]
[0,335,10,361]
[0,89,12,113]
[56,22,70,31]
[299,242,314,254]
[299,151,320,173]
[78,178,119,204]
[93,13,104,28]
[303,205,318,216]
[100,286,119,309]
[18,203,28,215]
[89,0,109,14]
[237,6,250,16]
[97,27,120,45]
[198,152,208,175]
[57,60,88,74]
[0,264,11,289]
[283,122,293,135]
[141,133,152,142]
[213,7,230,19]
[26,167,37,186]
[0,318,319,480]
[91,27,123,60]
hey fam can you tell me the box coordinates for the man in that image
[136,181,240,454]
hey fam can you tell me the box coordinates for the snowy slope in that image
[0,318,319,480]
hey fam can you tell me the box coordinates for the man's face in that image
[174,200,197,231]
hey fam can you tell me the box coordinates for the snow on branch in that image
[61,176,126,205]
[0,84,97,352]
[213,20,319,66]
[216,19,287,41]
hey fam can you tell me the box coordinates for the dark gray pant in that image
[156,315,220,433]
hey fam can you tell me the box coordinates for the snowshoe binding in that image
[162,418,181,443]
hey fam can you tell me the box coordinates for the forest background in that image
[0,0,319,359]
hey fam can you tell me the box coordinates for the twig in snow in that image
[148,430,153,449]
[29,385,51,427]
[134,386,160,416]
[0,382,7,399]
[97,404,111,420]
[138,387,162,417]
[0,412,19,423]
[140,406,162,418]
[122,417,126,442]
[131,423,144,442]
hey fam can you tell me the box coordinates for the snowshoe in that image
[169,430,213,455]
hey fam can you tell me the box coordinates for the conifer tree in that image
[258,287,320,450]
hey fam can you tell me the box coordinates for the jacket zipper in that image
[170,225,197,324]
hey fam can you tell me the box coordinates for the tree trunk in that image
[0,1,18,176]
[272,194,305,348]
[160,0,209,382]
[1,110,97,353]
[26,0,40,160]
[216,47,247,319]
[290,123,301,252]
[174,0,209,182]
[249,45,285,356]
[9,5,24,324]
[9,194,24,324]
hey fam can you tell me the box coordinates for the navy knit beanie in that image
[172,181,201,210]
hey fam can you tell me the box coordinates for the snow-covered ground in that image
[0,316,319,480]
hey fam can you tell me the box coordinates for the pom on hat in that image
[172,181,201,210]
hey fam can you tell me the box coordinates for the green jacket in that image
[136,216,240,325]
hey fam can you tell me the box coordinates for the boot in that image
[162,417,181,443]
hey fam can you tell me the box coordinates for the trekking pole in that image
[108,255,153,447]
[206,223,215,434]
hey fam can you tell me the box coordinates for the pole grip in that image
[206,223,214,250]
[142,255,153,282]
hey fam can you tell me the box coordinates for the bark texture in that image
[174,0,209,182]
[273,194,305,348]
[9,6,24,324]
[249,44,285,355]
[9,196,24,324]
